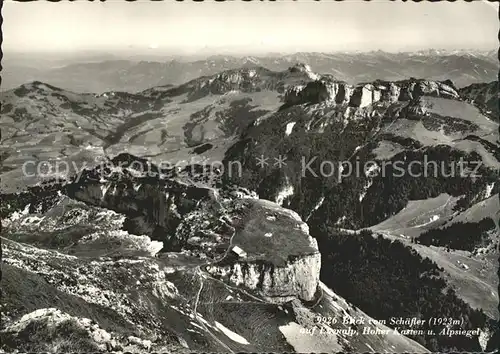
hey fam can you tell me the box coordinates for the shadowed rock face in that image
[63,173,217,250]
[459,81,499,122]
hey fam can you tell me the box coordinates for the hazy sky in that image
[3,0,498,54]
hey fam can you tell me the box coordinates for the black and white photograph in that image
[0,0,499,353]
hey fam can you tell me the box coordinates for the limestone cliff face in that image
[349,84,382,108]
[284,78,460,107]
[203,199,322,303]
[287,63,321,81]
[284,80,351,105]
[205,252,321,303]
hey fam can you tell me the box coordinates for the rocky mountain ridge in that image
[1,65,494,194]
[284,77,459,108]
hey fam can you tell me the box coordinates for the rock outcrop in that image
[1,214,430,353]
[349,84,382,108]
[205,253,321,303]
[1,308,118,352]
[287,63,321,81]
[203,198,321,303]
[284,78,460,107]
[284,80,351,106]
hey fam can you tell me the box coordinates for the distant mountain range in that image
[2,50,498,93]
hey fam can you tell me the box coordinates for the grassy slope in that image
[372,230,499,320]
[377,97,499,169]
[370,192,499,320]
[370,193,459,238]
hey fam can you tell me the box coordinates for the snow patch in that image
[279,321,340,352]
[364,163,380,177]
[100,184,111,200]
[305,196,325,222]
[77,230,164,258]
[147,240,164,256]
[275,179,294,206]
[485,183,495,199]
[8,204,31,223]
[36,83,53,91]
[279,322,306,349]
[478,327,491,351]
[21,215,45,226]
[335,215,347,225]
[319,282,336,298]
[285,122,296,136]
[359,179,373,202]
[214,321,250,345]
